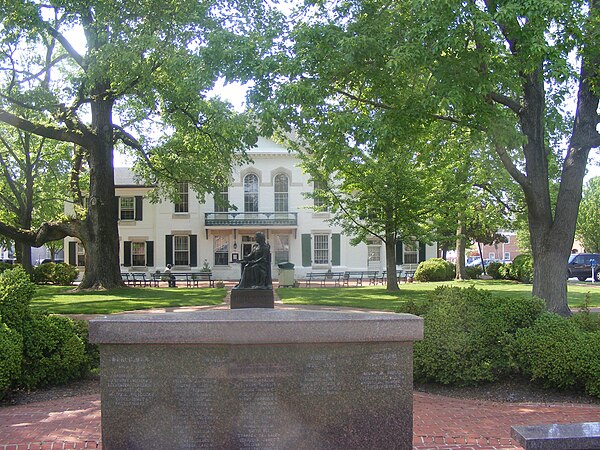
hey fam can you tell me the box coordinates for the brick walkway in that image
[3,293,600,449]
[2,391,600,449]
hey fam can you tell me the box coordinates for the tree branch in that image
[487,92,521,114]
[0,109,89,147]
[493,143,530,191]
[334,89,393,109]
[44,23,85,69]
[0,218,82,247]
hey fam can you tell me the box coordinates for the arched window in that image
[244,174,259,212]
[274,174,288,212]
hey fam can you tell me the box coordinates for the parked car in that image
[35,258,64,265]
[567,253,600,281]
[466,258,494,267]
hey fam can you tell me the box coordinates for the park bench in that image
[152,272,215,288]
[511,422,600,449]
[121,272,154,287]
[374,270,408,285]
[185,272,215,288]
[343,270,378,286]
[304,271,344,287]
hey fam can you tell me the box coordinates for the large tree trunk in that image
[78,95,123,290]
[455,222,467,280]
[485,1,599,317]
[14,241,33,274]
[518,41,598,316]
[385,233,399,291]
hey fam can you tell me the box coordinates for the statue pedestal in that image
[230,289,274,309]
[89,310,423,449]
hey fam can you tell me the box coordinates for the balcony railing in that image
[205,212,298,227]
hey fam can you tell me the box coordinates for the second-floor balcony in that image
[205,212,298,227]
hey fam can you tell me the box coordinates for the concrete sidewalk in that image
[2,390,600,449]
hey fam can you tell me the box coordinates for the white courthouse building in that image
[65,138,437,281]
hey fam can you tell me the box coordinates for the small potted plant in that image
[200,259,211,273]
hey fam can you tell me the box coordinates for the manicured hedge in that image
[32,262,78,285]
[465,265,482,279]
[408,286,545,385]
[508,254,534,283]
[20,313,88,389]
[400,285,600,398]
[511,313,600,396]
[0,267,35,330]
[0,322,22,399]
[0,267,96,396]
[414,258,454,282]
[486,261,504,279]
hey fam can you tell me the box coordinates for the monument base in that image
[89,310,423,450]
[230,288,274,309]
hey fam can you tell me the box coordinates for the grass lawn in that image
[29,280,600,315]
[31,285,227,314]
[276,279,600,311]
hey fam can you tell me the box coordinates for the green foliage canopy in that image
[576,176,600,252]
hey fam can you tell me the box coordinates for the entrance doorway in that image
[367,239,382,271]
[241,234,257,259]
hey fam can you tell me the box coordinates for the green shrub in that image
[0,262,14,274]
[512,313,585,389]
[0,322,22,399]
[0,267,35,330]
[510,254,533,283]
[72,319,100,370]
[511,313,600,397]
[413,286,545,385]
[465,265,482,279]
[20,313,88,389]
[580,331,600,397]
[32,262,78,285]
[414,258,454,282]
[32,263,54,284]
[498,263,512,280]
[570,294,600,332]
[52,263,78,285]
[486,261,504,279]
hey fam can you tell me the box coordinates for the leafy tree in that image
[296,121,466,290]
[252,0,599,315]
[0,0,273,288]
[576,176,600,252]
[0,120,71,273]
[44,240,64,262]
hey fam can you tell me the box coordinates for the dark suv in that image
[567,253,600,281]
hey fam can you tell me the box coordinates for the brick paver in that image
[3,294,599,449]
[2,391,600,449]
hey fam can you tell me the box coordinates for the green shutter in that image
[332,233,341,266]
[68,241,77,266]
[146,241,154,267]
[395,240,403,265]
[190,235,198,267]
[123,241,132,267]
[165,235,173,266]
[301,234,311,267]
[135,196,143,221]
[419,242,426,262]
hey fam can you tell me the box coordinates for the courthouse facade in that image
[65,138,437,281]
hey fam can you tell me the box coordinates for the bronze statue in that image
[235,232,272,289]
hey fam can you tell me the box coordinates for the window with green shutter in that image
[301,234,311,266]
[332,233,341,266]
